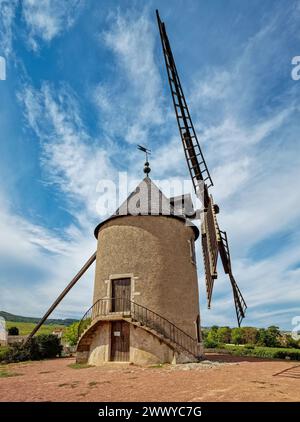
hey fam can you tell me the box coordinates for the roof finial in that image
[137,145,151,177]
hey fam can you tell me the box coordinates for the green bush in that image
[216,327,231,344]
[8,326,19,335]
[244,344,255,350]
[257,326,281,347]
[231,327,243,344]
[35,334,62,359]
[284,335,300,349]
[1,334,62,363]
[204,338,219,348]
[63,321,80,346]
[0,346,11,361]
[223,345,300,361]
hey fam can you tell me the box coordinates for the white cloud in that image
[22,0,83,51]
[0,190,68,261]
[19,82,115,221]
[0,186,96,318]
[0,0,83,57]
[0,0,18,57]
[94,9,165,145]
[1,3,300,331]
[184,5,300,328]
[0,81,120,319]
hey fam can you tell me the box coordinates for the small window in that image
[188,238,196,265]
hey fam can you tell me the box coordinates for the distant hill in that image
[0,311,77,326]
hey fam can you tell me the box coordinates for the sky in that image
[0,0,300,330]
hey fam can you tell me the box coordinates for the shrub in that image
[257,326,281,347]
[216,327,232,344]
[204,338,219,349]
[63,322,80,346]
[284,335,300,349]
[8,326,19,336]
[0,346,11,361]
[1,334,62,363]
[241,327,259,344]
[223,345,300,361]
[206,328,218,344]
[35,334,62,359]
[244,344,255,350]
[231,327,243,344]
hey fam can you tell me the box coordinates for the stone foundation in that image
[76,321,201,366]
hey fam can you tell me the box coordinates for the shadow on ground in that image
[273,365,300,379]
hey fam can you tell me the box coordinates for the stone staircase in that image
[76,298,202,362]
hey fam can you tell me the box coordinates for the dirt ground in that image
[0,353,300,402]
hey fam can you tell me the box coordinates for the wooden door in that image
[110,321,130,361]
[111,278,131,312]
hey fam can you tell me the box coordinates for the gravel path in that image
[0,353,300,402]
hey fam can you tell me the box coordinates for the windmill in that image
[156,10,247,326]
[24,11,246,350]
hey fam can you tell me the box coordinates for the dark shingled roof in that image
[94,177,199,240]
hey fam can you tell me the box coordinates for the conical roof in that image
[115,177,174,216]
[94,176,199,239]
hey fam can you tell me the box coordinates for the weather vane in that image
[137,144,151,176]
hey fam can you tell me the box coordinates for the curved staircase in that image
[76,298,201,362]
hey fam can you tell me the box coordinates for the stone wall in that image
[93,215,200,338]
[88,322,110,365]
[82,321,199,366]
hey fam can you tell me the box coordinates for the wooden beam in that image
[23,251,97,345]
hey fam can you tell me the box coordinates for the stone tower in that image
[76,177,202,365]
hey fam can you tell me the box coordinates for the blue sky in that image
[0,0,300,329]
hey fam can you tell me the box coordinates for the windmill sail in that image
[218,230,247,326]
[156,10,213,204]
[156,10,247,326]
[205,196,219,278]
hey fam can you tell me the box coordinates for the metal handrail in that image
[77,298,199,357]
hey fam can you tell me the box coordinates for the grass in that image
[218,344,300,361]
[6,321,66,336]
[0,367,21,378]
[150,363,166,368]
[68,363,93,370]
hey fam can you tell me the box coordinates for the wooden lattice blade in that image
[229,274,247,327]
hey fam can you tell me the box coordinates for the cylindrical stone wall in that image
[93,215,200,338]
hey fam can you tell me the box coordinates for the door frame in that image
[111,278,131,312]
[108,274,133,312]
[110,320,130,362]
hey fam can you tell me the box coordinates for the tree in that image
[217,327,232,344]
[63,322,80,346]
[258,326,281,347]
[285,335,300,349]
[231,327,243,344]
[204,327,219,348]
[257,328,267,346]
[265,326,281,347]
[8,326,19,335]
[241,327,259,345]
